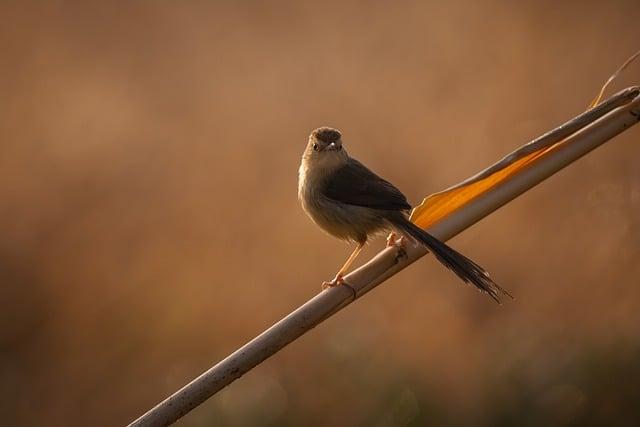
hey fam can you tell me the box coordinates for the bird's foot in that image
[386,233,407,262]
[322,274,345,290]
[321,274,357,300]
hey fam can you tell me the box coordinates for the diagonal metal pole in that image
[128,87,640,427]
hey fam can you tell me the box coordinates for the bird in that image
[297,126,512,303]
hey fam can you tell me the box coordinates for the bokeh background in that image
[2,1,640,426]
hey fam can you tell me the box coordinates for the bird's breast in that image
[298,163,386,243]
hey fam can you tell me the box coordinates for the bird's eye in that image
[313,143,319,151]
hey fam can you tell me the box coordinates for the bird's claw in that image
[386,233,407,262]
[321,275,357,300]
[386,232,398,247]
[322,274,345,290]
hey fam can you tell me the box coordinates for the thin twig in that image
[589,50,640,108]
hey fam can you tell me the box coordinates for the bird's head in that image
[310,127,343,152]
[303,127,348,169]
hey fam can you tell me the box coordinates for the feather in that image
[321,158,411,211]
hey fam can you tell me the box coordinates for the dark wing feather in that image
[322,158,411,211]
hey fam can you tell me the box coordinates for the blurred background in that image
[2,1,639,426]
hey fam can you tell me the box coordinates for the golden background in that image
[2,1,639,426]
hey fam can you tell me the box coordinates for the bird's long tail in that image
[389,216,512,303]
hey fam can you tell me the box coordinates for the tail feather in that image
[391,216,512,303]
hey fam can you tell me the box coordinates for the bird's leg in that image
[386,232,406,249]
[322,242,365,289]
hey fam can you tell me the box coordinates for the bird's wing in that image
[322,158,411,211]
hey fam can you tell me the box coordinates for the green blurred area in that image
[1,1,639,426]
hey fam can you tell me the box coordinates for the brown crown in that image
[312,127,342,144]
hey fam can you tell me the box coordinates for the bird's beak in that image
[326,142,341,151]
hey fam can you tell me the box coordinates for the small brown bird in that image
[298,127,511,302]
